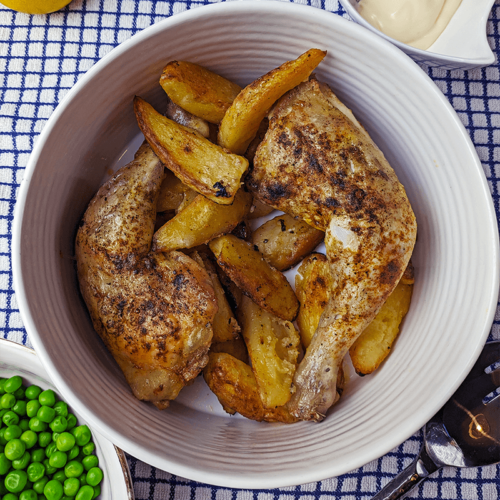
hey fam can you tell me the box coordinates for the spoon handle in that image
[372,444,440,500]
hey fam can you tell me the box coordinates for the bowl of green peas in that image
[0,339,134,500]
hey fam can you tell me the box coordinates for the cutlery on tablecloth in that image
[373,341,500,500]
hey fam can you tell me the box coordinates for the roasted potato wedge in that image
[209,234,299,321]
[349,281,413,376]
[247,198,275,220]
[157,168,194,213]
[231,219,252,241]
[203,352,297,422]
[134,97,249,204]
[252,214,324,271]
[197,252,241,343]
[153,189,252,253]
[218,48,327,154]
[209,338,248,364]
[239,296,300,408]
[160,61,242,124]
[165,97,210,138]
[216,267,244,312]
[295,253,332,348]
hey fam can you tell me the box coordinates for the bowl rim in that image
[338,0,496,67]
[11,0,500,488]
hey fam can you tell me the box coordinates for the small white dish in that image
[339,0,496,70]
[12,0,500,489]
[0,339,134,500]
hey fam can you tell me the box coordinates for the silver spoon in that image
[373,340,500,500]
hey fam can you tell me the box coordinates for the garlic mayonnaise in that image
[356,0,463,50]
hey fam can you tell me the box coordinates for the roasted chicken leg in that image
[75,142,217,409]
[247,79,417,421]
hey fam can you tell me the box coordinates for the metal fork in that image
[372,341,500,500]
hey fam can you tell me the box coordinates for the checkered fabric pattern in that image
[1,0,500,498]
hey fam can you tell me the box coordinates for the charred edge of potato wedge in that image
[218,48,327,155]
[252,213,324,271]
[160,61,242,124]
[209,234,299,322]
[153,189,252,253]
[134,96,248,205]
[203,352,297,423]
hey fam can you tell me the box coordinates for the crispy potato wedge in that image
[218,48,327,154]
[203,352,297,422]
[134,97,249,204]
[349,281,413,376]
[295,253,332,348]
[197,252,241,343]
[239,296,300,408]
[252,214,324,271]
[210,338,248,364]
[209,234,299,321]
[160,61,242,124]
[247,198,275,220]
[165,97,210,138]
[153,189,252,253]
[216,267,243,312]
[157,168,194,213]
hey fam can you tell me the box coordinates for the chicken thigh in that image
[76,142,217,410]
[247,79,417,421]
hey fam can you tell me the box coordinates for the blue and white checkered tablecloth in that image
[1,0,500,498]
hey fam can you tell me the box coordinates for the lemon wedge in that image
[1,0,72,14]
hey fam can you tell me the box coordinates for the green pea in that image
[81,455,98,472]
[26,401,41,418]
[49,451,67,469]
[4,439,26,460]
[70,426,91,447]
[13,387,25,400]
[52,432,60,443]
[53,402,68,418]
[85,467,103,487]
[45,442,57,458]
[12,400,26,417]
[43,479,64,500]
[0,428,7,445]
[27,461,45,482]
[28,417,47,433]
[3,411,19,427]
[25,386,42,401]
[56,433,75,453]
[33,476,49,494]
[20,490,38,500]
[0,394,16,409]
[52,470,67,483]
[62,477,79,497]
[81,443,94,456]
[37,406,55,424]
[4,376,22,394]
[31,448,45,463]
[3,493,18,500]
[19,419,29,432]
[75,485,93,500]
[50,417,67,433]
[43,458,57,476]
[65,415,77,431]
[38,390,56,408]
[64,460,84,478]
[20,430,37,449]
[4,425,22,441]
[12,450,30,470]
[67,446,79,461]
[0,407,8,420]
[38,432,51,448]
[91,484,100,500]
[0,379,6,394]
[78,473,87,486]
[4,469,28,493]
[0,452,12,474]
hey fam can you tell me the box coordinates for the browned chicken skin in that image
[247,79,417,421]
[75,142,217,409]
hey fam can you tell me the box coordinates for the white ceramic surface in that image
[0,339,134,499]
[339,0,496,70]
[12,1,500,489]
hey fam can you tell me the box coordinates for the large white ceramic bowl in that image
[0,339,134,499]
[12,1,500,489]
[339,0,496,70]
